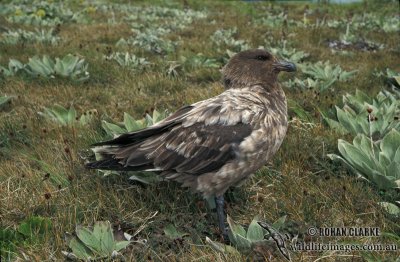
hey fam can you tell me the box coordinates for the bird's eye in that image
[256,55,268,61]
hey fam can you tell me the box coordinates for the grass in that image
[0,0,399,261]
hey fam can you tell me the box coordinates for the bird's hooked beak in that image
[273,60,297,72]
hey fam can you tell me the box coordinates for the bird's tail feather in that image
[85,157,154,171]
[85,157,122,170]
[85,144,155,172]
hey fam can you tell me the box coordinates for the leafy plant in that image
[317,13,399,33]
[39,104,97,127]
[163,224,188,240]
[227,216,266,250]
[268,41,309,63]
[1,216,52,260]
[300,61,357,91]
[210,27,250,52]
[343,90,399,113]
[98,110,168,184]
[117,28,177,54]
[62,221,131,260]
[328,129,400,191]
[101,109,168,138]
[24,54,89,81]
[0,59,24,77]
[375,68,400,88]
[164,54,220,77]
[5,1,88,26]
[165,61,182,78]
[120,5,207,31]
[206,215,289,256]
[205,236,240,255]
[379,16,400,33]
[284,77,320,91]
[1,28,60,45]
[378,202,400,217]
[180,53,220,69]
[0,96,13,109]
[114,5,207,54]
[385,69,400,87]
[105,52,151,72]
[18,216,52,239]
[0,228,20,259]
[7,12,62,26]
[323,90,400,140]
[113,5,207,54]
[340,23,358,43]
[256,12,290,27]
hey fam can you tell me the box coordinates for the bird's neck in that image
[249,83,288,119]
[223,76,279,91]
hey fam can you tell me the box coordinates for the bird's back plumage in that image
[86,49,295,197]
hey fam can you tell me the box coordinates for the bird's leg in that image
[215,195,228,242]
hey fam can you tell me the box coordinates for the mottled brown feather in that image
[86,49,295,197]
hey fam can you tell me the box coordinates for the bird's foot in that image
[215,195,230,243]
[220,227,230,244]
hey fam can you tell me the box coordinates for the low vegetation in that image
[0,0,399,261]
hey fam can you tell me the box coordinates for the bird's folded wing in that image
[92,88,266,175]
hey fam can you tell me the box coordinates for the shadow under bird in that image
[86,49,296,240]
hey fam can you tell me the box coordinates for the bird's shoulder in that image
[178,85,270,128]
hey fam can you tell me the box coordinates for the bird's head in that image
[221,49,296,89]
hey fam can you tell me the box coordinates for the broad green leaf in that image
[124,113,144,132]
[46,105,69,125]
[354,90,371,105]
[65,221,131,259]
[205,236,240,255]
[163,224,187,240]
[9,59,24,73]
[76,226,101,252]
[26,57,47,76]
[101,121,126,136]
[378,202,400,216]
[234,233,251,250]
[359,134,374,156]
[145,113,153,126]
[152,110,161,123]
[328,153,363,176]
[114,241,130,251]
[67,106,77,125]
[54,57,65,76]
[336,108,356,134]
[227,216,246,238]
[394,147,400,164]
[381,129,400,160]
[379,152,391,169]
[338,139,374,174]
[64,55,80,75]
[393,76,400,86]
[42,55,54,70]
[93,221,114,255]
[272,215,287,230]
[369,172,397,190]
[69,237,94,259]
[386,161,400,178]
[246,218,264,242]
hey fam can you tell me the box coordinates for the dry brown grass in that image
[0,0,399,261]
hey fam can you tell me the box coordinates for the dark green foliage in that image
[0,216,52,260]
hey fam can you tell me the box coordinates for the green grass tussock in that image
[0,0,399,261]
